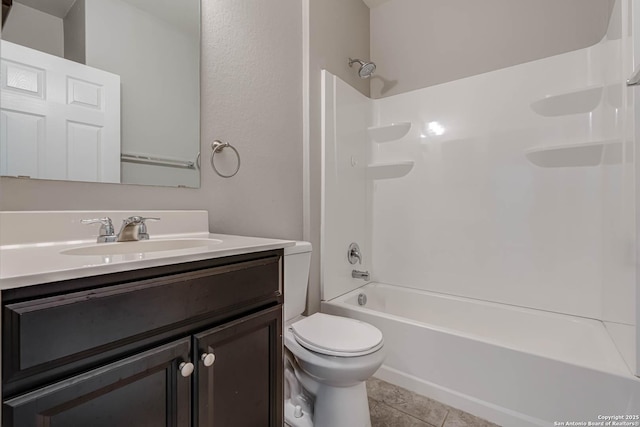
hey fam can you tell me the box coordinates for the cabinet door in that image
[195,305,283,427]
[3,338,191,427]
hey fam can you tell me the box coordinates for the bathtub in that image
[321,283,640,427]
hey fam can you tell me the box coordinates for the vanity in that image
[0,210,293,426]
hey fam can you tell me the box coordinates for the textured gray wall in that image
[370,0,616,98]
[0,0,303,241]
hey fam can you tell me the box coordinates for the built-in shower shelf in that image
[368,122,412,142]
[530,86,602,117]
[367,161,414,179]
[525,140,622,168]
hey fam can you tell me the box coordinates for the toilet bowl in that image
[283,242,385,427]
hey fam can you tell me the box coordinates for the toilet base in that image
[285,398,314,427]
[285,380,372,427]
[314,382,372,427]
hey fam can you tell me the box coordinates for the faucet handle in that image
[137,217,160,240]
[348,242,362,265]
[81,217,116,242]
[139,217,160,222]
[121,216,160,225]
[81,217,114,231]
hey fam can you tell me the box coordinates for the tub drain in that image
[357,293,367,306]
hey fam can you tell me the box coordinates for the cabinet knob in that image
[201,353,216,367]
[179,361,195,377]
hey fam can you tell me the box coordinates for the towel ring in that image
[210,140,240,178]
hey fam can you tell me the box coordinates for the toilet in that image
[283,241,385,427]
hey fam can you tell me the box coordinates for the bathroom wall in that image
[336,0,636,373]
[322,0,636,370]
[309,0,370,98]
[310,0,622,314]
[369,0,615,98]
[306,0,370,312]
[0,0,304,242]
[370,39,619,320]
[2,2,64,57]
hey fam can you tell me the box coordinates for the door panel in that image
[0,40,120,182]
[3,338,191,427]
[195,306,283,427]
[0,110,44,177]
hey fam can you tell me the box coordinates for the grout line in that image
[440,405,456,427]
[376,400,440,427]
[440,409,450,427]
[370,396,443,427]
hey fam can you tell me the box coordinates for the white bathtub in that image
[321,283,640,427]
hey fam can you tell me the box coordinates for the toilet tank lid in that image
[284,241,312,255]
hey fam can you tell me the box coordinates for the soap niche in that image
[525,140,622,168]
[530,86,602,117]
[368,122,412,143]
[367,161,414,179]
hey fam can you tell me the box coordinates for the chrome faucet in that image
[116,216,160,242]
[82,216,160,243]
[81,217,117,243]
[352,270,370,280]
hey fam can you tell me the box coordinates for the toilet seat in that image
[290,313,383,357]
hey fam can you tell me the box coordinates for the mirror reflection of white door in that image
[0,40,121,183]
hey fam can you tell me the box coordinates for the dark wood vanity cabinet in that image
[1,250,284,427]
[4,338,192,426]
[195,306,282,426]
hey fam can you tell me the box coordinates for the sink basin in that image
[61,238,223,256]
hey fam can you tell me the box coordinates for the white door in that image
[0,40,121,183]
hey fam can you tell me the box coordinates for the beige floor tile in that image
[442,408,500,427]
[367,377,449,426]
[370,398,438,427]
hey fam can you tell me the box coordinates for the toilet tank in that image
[284,241,312,322]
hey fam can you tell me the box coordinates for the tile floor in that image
[286,377,501,427]
[367,378,500,427]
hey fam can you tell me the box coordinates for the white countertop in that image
[0,211,295,290]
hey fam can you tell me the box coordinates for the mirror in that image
[0,0,201,188]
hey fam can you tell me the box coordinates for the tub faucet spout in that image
[352,270,370,280]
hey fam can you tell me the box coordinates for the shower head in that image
[349,58,376,79]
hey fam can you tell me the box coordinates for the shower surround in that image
[320,0,639,424]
